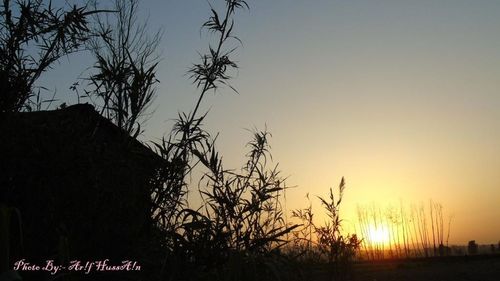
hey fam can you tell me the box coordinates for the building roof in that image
[0,103,163,264]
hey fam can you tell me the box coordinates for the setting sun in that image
[366,224,390,245]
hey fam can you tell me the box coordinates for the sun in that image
[366,224,390,245]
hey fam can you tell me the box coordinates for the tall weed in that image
[149,1,299,280]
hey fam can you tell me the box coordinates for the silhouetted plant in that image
[154,125,299,280]
[0,0,107,112]
[152,0,248,233]
[150,112,210,238]
[148,1,303,280]
[314,178,361,281]
[194,129,297,252]
[357,200,452,260]
[292,178,361,280]
[187,0,247,119]
[152,0,247,235]
[153,114,295,281]
[84,0,162,137]
[291,194,319,263]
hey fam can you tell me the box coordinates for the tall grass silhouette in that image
[86,0,162,137]
[0,0,109,112]
[356,200,452,260]
[149,1,303,280]
[292,178,361,280]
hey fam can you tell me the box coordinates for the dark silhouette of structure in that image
[468,240,478,255]
[0,104,163,280]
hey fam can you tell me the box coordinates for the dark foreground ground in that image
[311,254,500,281]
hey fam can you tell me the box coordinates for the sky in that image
[43,0,500,244]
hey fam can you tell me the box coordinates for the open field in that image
[309,254,500,281]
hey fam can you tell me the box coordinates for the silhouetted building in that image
[0,104,163,280]
[467,240,478,255]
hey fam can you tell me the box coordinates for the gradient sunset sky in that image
[44,1,500,244]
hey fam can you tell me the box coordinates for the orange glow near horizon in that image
[366,224,391,246]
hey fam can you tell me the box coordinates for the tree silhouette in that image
[0,0,107,112]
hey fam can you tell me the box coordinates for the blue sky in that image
[41,0,500,244]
